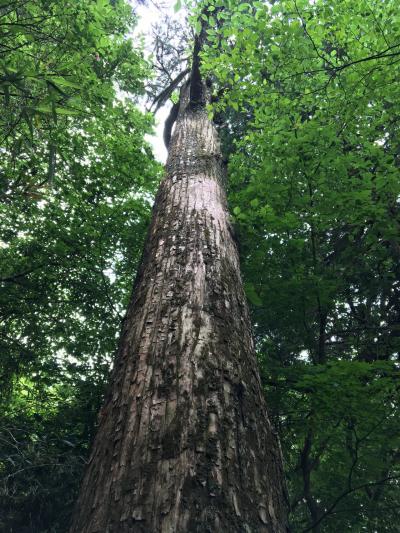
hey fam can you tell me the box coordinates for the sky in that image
[133,0,183,163]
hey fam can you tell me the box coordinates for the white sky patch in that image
[145,105,170,163]
[299,349,310,361]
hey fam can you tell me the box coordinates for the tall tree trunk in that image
[70,83,289,532]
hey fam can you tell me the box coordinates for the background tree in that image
[0,1,159,530]
[202,0,400,530]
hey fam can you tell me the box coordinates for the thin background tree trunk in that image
[70,82,289,532]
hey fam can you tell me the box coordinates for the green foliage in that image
[262,359,399,532]
[2,0,400,531]
[0,375,104,532]
[0,0,147,142]
[202,0,400,530]
[0,1,161,530]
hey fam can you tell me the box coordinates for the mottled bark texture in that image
[70,85,289,532]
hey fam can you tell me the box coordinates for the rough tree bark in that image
[70,74,289,533]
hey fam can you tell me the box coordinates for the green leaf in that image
[48,77,81,89]
[244,282,263,306]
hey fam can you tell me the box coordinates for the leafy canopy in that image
[201,0,400,530]
[0,1,160,530]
